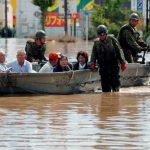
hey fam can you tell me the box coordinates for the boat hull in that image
[0,70,99,94]
[0,63,150,94]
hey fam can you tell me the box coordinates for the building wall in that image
[0,0,13,28]
[0,1,3,27]
[131,0,146,21]
[16,0,41,37]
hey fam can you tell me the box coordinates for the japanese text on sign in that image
[45,13,65,27]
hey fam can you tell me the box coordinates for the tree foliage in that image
[32,0,54,29]
[91,0,133,37]
[32,0,54,11]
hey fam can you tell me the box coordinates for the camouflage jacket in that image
[90,35,126,68]
[25,40,46,62]
[118,24,147,56]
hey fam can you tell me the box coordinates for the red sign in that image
[44,13,80,27]
[71,13,80,19]
[44,13,65,27]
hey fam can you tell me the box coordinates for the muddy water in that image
[0,38,93,62]
[0,91,150,149]
[1,38,150,149]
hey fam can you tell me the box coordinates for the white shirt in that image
[39,62,53,73]
[0,63,11,72]
[79,63,86,70]
[6,60,33,73]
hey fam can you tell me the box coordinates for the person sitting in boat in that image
[0,50,12,72]
[73,50,89,70]
[53,54,72,72]
[25,30,47,63]
[6,50,33,73]
[118,13,147,63]
[39,52,58,73]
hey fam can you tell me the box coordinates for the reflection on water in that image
[0,92,150,149]
[0,38,93,63]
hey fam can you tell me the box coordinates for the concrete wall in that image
[16,0,41,37]
[0,0,13,28]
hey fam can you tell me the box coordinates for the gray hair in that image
[16,49,26,55]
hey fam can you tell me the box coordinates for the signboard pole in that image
[84,11,89,50]
[146,0,149,32]
[74,18,76,37]
[86,15,88,49]
[4,0,8,37]
[64,0,68,35]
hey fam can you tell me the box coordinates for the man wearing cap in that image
[90,25,126,92]
[118,13,147,63]
[25,30,47,62]
[39,52,58,73]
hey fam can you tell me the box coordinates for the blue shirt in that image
[6,60,33,73]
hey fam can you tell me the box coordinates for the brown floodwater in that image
[1,89,150,150]
[0,38,93,62]
[1,38,150,149]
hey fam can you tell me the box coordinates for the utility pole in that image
[4,0,8,37]
[64,0,68,36]
[146,0,149,32]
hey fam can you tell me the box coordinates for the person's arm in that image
[25,42,35,62]
[40,44,47,61]
[112,37,126,64]
[136,34,147,48]
[123,30,143,53]
[112,37,127,72]
[90,41,98,64]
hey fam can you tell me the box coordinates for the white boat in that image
[0,63,150,94]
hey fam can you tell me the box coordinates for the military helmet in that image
[129,13,139,20]
[35,30,46,39]
[97,25,108,35]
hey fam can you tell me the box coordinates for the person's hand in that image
[89,64,95,71]
[31,58,36,62]
[121,63,126,72]
[141,47,147,52]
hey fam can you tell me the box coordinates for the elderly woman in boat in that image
[0,50,11,72]
[39,52,58,73]
[73,50,89,70]
[53,54,72,72]
[6,50,33,73]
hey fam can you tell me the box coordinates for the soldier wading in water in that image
[90,25,126,92]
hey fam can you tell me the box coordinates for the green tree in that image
[32,0,54,29]
[91,0,133,37]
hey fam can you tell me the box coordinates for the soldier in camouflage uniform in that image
[25,30,47,62]
[118,13,147,63]
[90,25,126,92]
